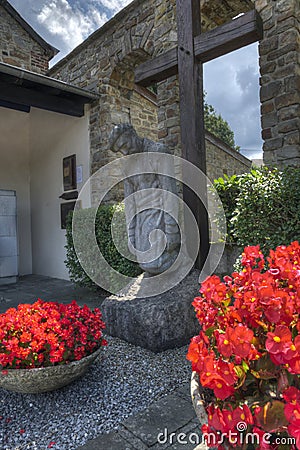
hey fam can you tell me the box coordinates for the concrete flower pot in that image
[0,347,102,394]
[191,372,250,450]
[191,371,209,427]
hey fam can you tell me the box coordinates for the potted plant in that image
[187,241,300,449]
[0,299,107,393]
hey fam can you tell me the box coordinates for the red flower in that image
[217,332,233,358]
[265,325,292,355]
[186,335,209,373]
[216,360,236,384]
[283,387,300,404]
[232,404,253,426]
[241,245,265,270]
[288,420,300,449]
[229,325,254,359]
[208,405,228,433]
[188,241,300,449]
[212,381,235,400]
[0,300,106,369]
[252,427,273,450]
[201,371,235,400]
[201,423,221,448]
[200,275,228,303]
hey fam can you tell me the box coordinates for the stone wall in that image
[131,86,158,140]
[256,0,300,167]
[49,0,300,182]
[109,62,158,141]
[0,4,50,74]
[49,0,257,183]
[206,132,251,180]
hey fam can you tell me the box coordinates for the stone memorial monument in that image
[109,123,181,275]
[101,125,199,352]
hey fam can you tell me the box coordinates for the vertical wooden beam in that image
[176,0,209,269]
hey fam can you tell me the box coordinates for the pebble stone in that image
[0,336,191,450]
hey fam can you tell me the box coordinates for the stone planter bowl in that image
[191,371,250,450]
[0,347,102,394]
[191,371,210,450]
[191,371,208,427]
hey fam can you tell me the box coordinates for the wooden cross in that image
[135,2,263,269]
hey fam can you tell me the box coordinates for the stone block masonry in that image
[206,132,252,180]
[256,0,300,167]
[48,0,255,190]
[0,4,50,74]
[48,0,300,190]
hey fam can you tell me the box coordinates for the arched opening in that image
[109,54,159,142]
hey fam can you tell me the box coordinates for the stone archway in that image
[109,54,158,142]
[95,49,159,170]
[91,50,159,203]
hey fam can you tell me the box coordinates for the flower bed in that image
[0,300,107,370]
[187,241,300,449]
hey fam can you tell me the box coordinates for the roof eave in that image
[0,62,99,117]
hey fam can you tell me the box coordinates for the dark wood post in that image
[135,5,263,270]
[176,0,209,269]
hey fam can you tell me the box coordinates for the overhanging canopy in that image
[0,62,99,117]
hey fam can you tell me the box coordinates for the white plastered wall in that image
[0,107,32,275]
[0,106,90,280]
[30,107,91,280]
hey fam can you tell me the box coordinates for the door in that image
[0,190,18,285]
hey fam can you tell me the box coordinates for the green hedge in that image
[65,204,142,290]
[214,167,300,254]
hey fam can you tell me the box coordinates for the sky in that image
[9,0,263,159]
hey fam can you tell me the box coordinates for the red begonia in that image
[187,241,300,449]
[0,300,106,369]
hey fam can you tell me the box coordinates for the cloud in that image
[9,0,133,63]
[236,65,258,92]
[204,43,263,157]
[96,0,132,12]
[9,0,111,63]
[37,0,108,50]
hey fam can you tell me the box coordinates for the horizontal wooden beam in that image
[194,9,263,63]
[135,10,263,87]
[135,47,178,87]
[0,82,85,117]
[134,83,158,105]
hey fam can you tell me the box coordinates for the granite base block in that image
[101,270,200,352]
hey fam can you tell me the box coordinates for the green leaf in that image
[205,326,216,338]
[242,360,250,373]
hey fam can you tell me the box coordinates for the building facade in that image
[49,0,300,171]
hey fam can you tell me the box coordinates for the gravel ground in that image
[0,336,191,450]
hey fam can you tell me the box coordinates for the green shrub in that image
[213,174,240,242]
[214,167,300,254]
[65,204,142,289]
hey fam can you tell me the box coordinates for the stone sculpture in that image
[109,124,181,275]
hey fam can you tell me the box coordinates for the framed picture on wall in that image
[63,155,77,191]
